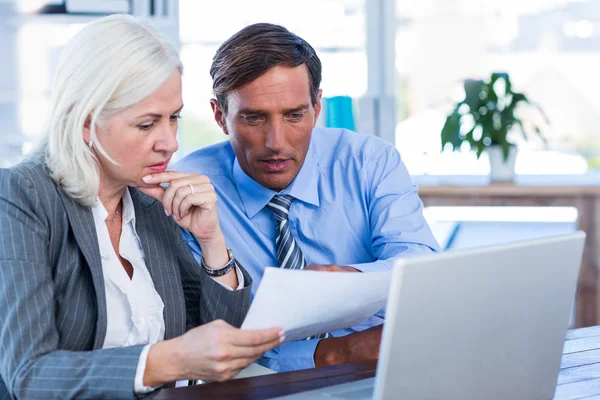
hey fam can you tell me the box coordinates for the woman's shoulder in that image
[2,154,53,186]
[0,156,58,208]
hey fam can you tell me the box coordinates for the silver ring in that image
[188,184,195,194]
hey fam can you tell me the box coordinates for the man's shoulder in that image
[312,127,397,166]
[174,140,235,176]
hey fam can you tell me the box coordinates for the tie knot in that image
[266,195,294,221]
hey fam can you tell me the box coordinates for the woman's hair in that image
[41,14,182,206]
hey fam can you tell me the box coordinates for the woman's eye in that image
[170,114,182,122]
[139,123,154,131]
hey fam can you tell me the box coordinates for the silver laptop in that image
[276,232,585,400]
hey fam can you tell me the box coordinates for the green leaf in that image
[463,79,485,110]
[441,110,462,150]
[511,92,529,105]
[490,72,510,97]
[500,141,513,162]
[476,142,486,159]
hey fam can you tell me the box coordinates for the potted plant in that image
[440,72,546,182]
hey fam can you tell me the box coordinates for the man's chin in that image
[257,174,294,192]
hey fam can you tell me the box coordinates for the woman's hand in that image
[141,172,220,240]
[144,320,284,386]
[140,172,230,270]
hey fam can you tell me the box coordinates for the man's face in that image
[211,65,322,192]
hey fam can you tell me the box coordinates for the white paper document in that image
[241,267,392,343]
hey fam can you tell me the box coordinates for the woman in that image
[0,14,282,400]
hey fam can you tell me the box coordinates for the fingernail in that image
[279,330,285,337]
[172,215,178,221]
[279,335,285,343]
[164,208,169,216]
[142,175,152,182]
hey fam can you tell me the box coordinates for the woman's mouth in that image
[148,161,169,173]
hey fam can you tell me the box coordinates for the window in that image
[395,0,599,175]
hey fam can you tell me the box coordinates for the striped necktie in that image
[266,195,329,340]
[266,194,306,270]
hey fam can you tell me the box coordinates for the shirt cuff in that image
[272,338,321,372]
[211,265,245,291]
[134,344,161,394]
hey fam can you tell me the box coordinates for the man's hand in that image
[144,320,284,386]
[313,325,383,367]
[304,264,361,273]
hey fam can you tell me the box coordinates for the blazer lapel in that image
[56,189,108,349]
[130,188,185,340]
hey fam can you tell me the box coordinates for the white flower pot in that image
[487,145,517,182]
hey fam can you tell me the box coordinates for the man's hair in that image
[210,23,322,114]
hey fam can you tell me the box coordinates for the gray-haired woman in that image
[0,14,282,400]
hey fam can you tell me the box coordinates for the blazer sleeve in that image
[176,238,253,330]
[0,169,144,400]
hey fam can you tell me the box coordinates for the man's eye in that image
[289,113,303,120]
[245,115,260,122]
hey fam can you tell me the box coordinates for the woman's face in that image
[86,70,183,192]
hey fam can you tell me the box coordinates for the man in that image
[175,23,440,372]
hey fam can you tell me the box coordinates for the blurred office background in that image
[1,0,599,326]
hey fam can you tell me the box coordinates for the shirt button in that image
[100,253,109,261]
[135,317,144,325]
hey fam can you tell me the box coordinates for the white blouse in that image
[91,189,243,393]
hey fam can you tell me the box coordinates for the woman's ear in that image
[83,116,93,147]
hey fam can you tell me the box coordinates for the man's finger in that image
[231,327,283,347]
[303,264,322,271]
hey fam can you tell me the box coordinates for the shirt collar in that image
[121,188,136,225]
[233,143,320,219]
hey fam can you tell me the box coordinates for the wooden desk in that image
[153,326,600,399]
[414,175,600,328]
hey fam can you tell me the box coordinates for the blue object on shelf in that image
[325,96,355,131]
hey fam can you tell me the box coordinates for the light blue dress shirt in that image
[175,127,440,372]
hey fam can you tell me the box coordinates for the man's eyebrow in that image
[237,104,310,115]
[282,104,310,113]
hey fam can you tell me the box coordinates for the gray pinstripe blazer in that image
[0,159,252,399]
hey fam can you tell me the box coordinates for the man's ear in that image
[210,99,229,136]
[313,89,323,126]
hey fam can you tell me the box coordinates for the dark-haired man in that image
[175,23,440,372]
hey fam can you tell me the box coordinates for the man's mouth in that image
[259,158,292,172]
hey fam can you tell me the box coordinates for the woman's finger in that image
[178,191,218,220]
[230,327,284,347]
[230,337,283,360]
[163,177,212,217]
[145,173,208,216]
[142,171,209,185]
[137,185,166,202]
